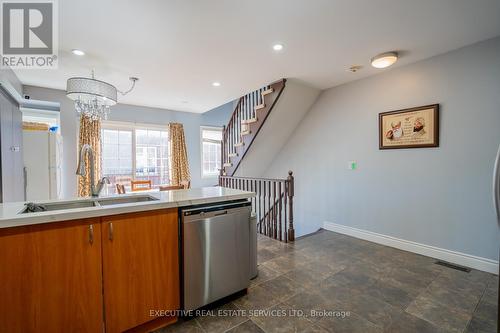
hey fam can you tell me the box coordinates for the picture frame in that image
[379,104,439,149]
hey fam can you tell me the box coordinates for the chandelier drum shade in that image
[66,72,138,120]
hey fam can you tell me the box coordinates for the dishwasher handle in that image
[183,205,251,223]
[182,201,251,217]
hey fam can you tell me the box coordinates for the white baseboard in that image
[323,221,498,274]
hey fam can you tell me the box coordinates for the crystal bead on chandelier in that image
[66,70,138,120]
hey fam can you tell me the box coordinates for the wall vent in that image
[435,260,471,272]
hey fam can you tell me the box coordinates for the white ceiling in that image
[13,0,500,113]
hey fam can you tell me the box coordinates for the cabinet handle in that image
[88,225,94,244]
[109,223,114,241]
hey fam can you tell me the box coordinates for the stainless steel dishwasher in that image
[182,200,251,311]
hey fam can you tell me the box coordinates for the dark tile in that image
[421,281,482,314]
[358,250,401,269]
[157,318,205,333]
[284,260,345,289]
[260,252,309,274]
[233,285,281,311]
[323,267,377,291]
[283,289,335,323]
[481,287,499,306]
[393,250,438,267]
[330,292,402,330]
[196,302,248,333]
[465,315,497,333]
[474,300,498,323]
[250,265,282,287]
[442,268,493,284]
[257,248,280,264]
[343,260,388,279]
[364,279,414,309]
[300,246,354,265]
[481,276,498,305]
[236,234,496,333]
[226,320,265,333]
[316,311,382,333]
[386,311,448,333]
[431,273,487,296]
[398,260,443,278]
[314,283,358,307]
[259,275,304,303]
[487,275,499,290]
[266,242,296,255]
[406,295,471,333]
[250,303,328,333]
[284,268,331,290]
[380,267,435,296]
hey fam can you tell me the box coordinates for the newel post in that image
[219,125,226,186]
[287,170,295,241]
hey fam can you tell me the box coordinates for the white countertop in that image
[0,187,254,229]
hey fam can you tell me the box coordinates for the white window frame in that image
[101,120,170,188]
[200,126,222,179]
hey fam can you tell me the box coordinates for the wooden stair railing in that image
[221,79,286,176]
[219,171,294,242]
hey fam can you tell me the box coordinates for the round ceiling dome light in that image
[212,82,221,87]
[371,52,398,69]
[272,44,284,51]
[71,49,85,56]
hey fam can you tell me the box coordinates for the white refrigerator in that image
[23,131,63,201]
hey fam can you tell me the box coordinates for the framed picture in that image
[379,104,439,149]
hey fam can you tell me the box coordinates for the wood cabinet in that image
[0,209,180,333]
[0,218,103,333]
[102,209,179,333]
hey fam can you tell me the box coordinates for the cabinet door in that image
[102,209,179,333]
[0,219,104,333]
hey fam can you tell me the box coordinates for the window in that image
[201,126,222,178]
[101,122,169,194]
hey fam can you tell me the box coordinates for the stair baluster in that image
[219,173,294,242]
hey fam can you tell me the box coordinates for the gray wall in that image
[23,85,233,197]
[264,37,500,261]
[201,101,233,126]
[0,67,23,96]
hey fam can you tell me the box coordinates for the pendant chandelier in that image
[66,70,138,120]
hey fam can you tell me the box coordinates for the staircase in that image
[221,79,286,176]
[218,78,320,242]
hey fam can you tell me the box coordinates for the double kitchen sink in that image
[19,195,159,214]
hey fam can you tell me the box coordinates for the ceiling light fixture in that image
[71,49,85,56]
[66,70,139,120]
[371,52,398,69]
[273,44,284,51]
[212,82,221,87]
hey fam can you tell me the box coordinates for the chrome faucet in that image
[76,144,110,197]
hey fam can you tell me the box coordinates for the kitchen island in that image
[0,187,254,333]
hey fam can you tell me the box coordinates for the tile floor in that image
[157,230,498,333]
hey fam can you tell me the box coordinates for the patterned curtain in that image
[169,122,190,186]
[77,115,102,197]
